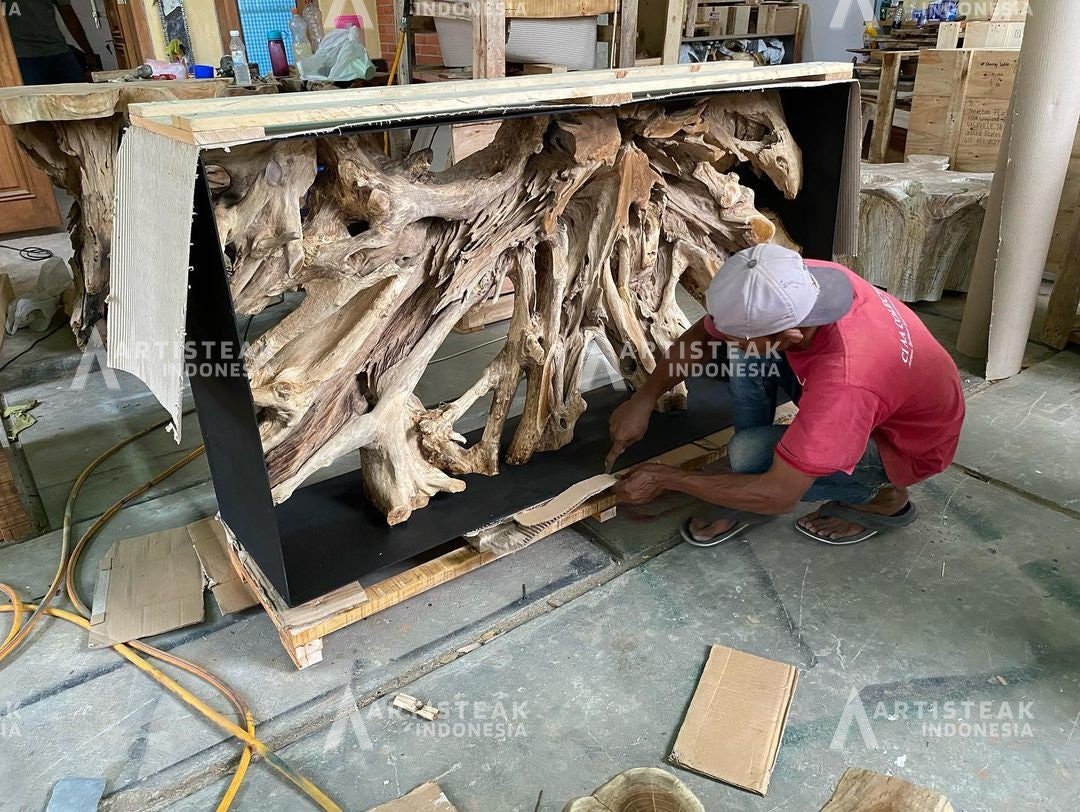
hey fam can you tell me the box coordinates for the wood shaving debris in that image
[393,693,440,721]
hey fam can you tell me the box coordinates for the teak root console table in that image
[102,61,858,666]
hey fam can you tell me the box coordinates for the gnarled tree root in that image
[206,92,803,525]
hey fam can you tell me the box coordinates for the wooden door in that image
[0,14,61,235]
[104,0,151,69]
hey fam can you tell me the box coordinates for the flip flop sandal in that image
[795,501,919,546]
[680,508,772,547]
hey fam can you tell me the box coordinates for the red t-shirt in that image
[773,262,965,487]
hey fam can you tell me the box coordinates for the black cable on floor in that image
[0,323,66,373]
[0,243,54,262]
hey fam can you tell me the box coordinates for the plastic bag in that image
[298,27,374,82]
[5,257,72,333]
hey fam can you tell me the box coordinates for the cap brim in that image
[802,265,854,327]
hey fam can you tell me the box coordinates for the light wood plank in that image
[1042,207,1080,348]
[617,0,639,68]
[821,767,953,812]
[662,0,685,64]
[129,61,842,121]
[474,0,507,79]
[868,51,903,163]
[143,62,852,137]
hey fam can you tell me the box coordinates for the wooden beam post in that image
[868,51,902,163]
[473,0,507,79]
[794,3,808,62]
[617,0,639,68]
[1041,208,1080,348]
[958,0,1080,376]
[663,0,685,65]
[394,0,414,86]
[215,0,243,55]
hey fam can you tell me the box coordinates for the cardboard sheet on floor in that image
[366,781,456,811]
[88,527,205,648]
[188,517,258,614]
[820,767,953,811]
[669,644,798,796]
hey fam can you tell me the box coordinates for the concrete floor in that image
[0,238,1078,810]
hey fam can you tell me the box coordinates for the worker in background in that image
[606,244,965,546]
[6,0,101,85]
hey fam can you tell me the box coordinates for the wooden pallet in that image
[213,427,742,668]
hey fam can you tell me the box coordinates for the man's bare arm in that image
[606,317,722,470]
[58,5,96,60]
[616,454,814,515]
[636,317,719,403]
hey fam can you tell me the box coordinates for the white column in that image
[956,0,1080,378]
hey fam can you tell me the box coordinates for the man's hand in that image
[605,393,653,472]
[613,463,681,505]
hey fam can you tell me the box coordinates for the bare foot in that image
[688,516,737,543]
[797,486,909,541]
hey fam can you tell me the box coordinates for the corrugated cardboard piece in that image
[188,517,258,614]
[88,527,205,647]
[669,644,798,796]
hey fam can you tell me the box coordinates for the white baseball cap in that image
[704,244,854,339]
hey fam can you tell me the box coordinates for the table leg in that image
[13,116,121,347]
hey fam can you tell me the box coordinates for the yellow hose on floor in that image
[0,603,338,810]
[0,414,342,811]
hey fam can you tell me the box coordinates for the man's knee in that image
[727,426,782,474]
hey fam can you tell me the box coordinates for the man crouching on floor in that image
[606,244,965,546]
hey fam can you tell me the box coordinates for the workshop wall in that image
[802,0,867,62]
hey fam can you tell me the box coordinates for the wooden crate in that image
[906,49,1018,172]
[217,427,745,668]
[684,1,800,40]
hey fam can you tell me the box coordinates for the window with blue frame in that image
[237,0,300,76]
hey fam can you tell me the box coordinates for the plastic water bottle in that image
[267,30,290,77]
[290,10,311,61]
[302,0,324,51]
[229,30,252,86]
